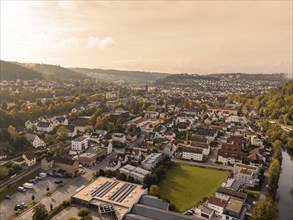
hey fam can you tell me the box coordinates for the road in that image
[13,152,116,220]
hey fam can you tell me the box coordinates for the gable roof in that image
[23,151,35,161]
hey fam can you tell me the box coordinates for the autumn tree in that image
[32,203,49,220]
[252,200,278,220]
[149,184,160,196]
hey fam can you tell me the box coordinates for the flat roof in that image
[72,177,146,211]
[225,198,244,213]
[235,163,258,171]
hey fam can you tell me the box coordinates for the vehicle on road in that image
[23,183,34,189]
[5,195,12,199]
[17,202,27,210]
[54,180,63,184]
[39,172,47,178]
[18,186,26,192]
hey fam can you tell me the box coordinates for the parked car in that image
[5,195,12,199]
[17,202,27,209]
[54,180,63,184]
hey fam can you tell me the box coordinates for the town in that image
[1,73,291,220]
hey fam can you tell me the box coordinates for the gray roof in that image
[129,204,196,220]
[124,214,154,220]
[24,133,37,143]
[139,195,169,210]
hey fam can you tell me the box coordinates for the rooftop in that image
[72,177,146,218]
[225,198,244,214]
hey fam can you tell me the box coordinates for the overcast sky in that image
[1,1,292,74]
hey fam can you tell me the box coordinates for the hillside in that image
[0,60,43,81]
[21,63,90,80]
[72,67,170,83]
[155,73,289,86]
[259,80,293,125]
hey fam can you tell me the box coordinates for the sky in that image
[1,1,292,74]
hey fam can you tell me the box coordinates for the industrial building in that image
[71,177,197,220]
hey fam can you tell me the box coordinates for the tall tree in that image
[252,200,278,220]
[32,203,49,220]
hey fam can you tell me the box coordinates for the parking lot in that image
[0,176,70,219]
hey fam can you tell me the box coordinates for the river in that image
[277,151,293,220]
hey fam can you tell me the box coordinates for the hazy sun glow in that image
[1,1,292,73]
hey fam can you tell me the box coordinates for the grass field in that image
[159,163,230,212]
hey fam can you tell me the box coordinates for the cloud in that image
[58,1,76,9]
[60,37,80,48]
[87,36,116,49]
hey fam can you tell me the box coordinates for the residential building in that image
[77,153,98,166]
[178,144,204,161]
[112,133,126,143]
[207,196,228,215]
[141,153,162,170]
[233,163,259,187]
[72,136,89,152]
[36,122,54,133]
[22,151,36,167]
[221,179,242,192]
[24,133,45,148]
[144,111,159,120]
[221,198,247,220]
[190,141,210,156]
[217,143,243,165]
[41,156,79,177]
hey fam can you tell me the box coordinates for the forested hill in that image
[72,67,170,83]
[0,60,43,81]
[22,63,90,80]
[259,80,293,124]
[230,80,293,125]
[155,73,289,86]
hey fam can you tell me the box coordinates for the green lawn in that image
[159,163,230,212]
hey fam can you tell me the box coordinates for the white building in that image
[190,141,210,156]
[36,122,54,133]
[106,92,117,99]
[233,163,259,188]
[25,120,35,130]
[207,196,228,215]
[144,111,159,120]
[250,135,263,146]
[24,133,45,148]
[112,133,126,143]
[142,153,162,170]
[178,144,204,161]
[119,164,151,183]
[71,137,89,152]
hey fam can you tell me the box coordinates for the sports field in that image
[159,163,230,212]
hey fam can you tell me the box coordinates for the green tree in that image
[252,200,278,220]
[68,218,78,220]
[149,184,160,196]
[126,175,135,183]
[57,126,68,140]
[32,203,49,220]
[0,166,9,179]
[78,207,91,218]
[267,160,281,199]
[116,172,126,181]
